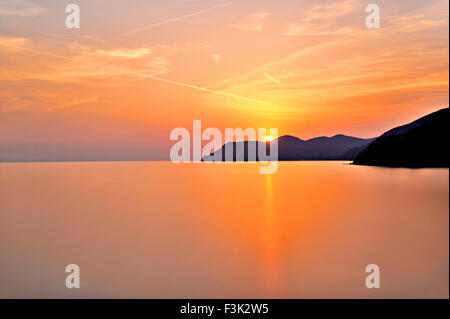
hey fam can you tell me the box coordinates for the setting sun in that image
[265,135,273,142]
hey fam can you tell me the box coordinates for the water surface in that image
[0,161,448,298]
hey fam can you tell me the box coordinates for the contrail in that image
[265,73,282,85]
[107,2,231,41]
[0,43,284,108]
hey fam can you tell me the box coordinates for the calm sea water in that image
[0,161,448,298]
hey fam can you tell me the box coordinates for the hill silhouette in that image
[202,134,375,161]
[353,108,449,168]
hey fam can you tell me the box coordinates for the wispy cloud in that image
[0,0,46,17]
[265,73,281,85]
[281,0,362,36]
[229,12,271,32]
[211,54,221,63]
[0,42,283,108]
[96,48,151,59]
[46,97,99,111]
[282,25,358,36]
[147,57,170,76]
[252,12,271,19]
[0,36,28,47]
[212,0,448,118]
[303,0,361,22]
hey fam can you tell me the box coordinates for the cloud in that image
[46,97,99,111]
[264,73,281,85]
[281,0,362,36]
[96,48,151,59]
[1,44,280,107]
[229,12,271,32]
[211,54,221,63]
[0,0,46,17]
[252,12,271,19]
[0,36,28,47]
[147,57,170,76]
[282,24,358,36]
[212,0,448,116]
[303,0,361,22]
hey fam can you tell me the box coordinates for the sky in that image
[0,0,448,160]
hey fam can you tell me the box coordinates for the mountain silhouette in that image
[202,134,375,161]
[353,108,449,168]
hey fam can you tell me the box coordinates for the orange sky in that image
[0,0,448,160]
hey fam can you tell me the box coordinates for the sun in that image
[265,135,273,142]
